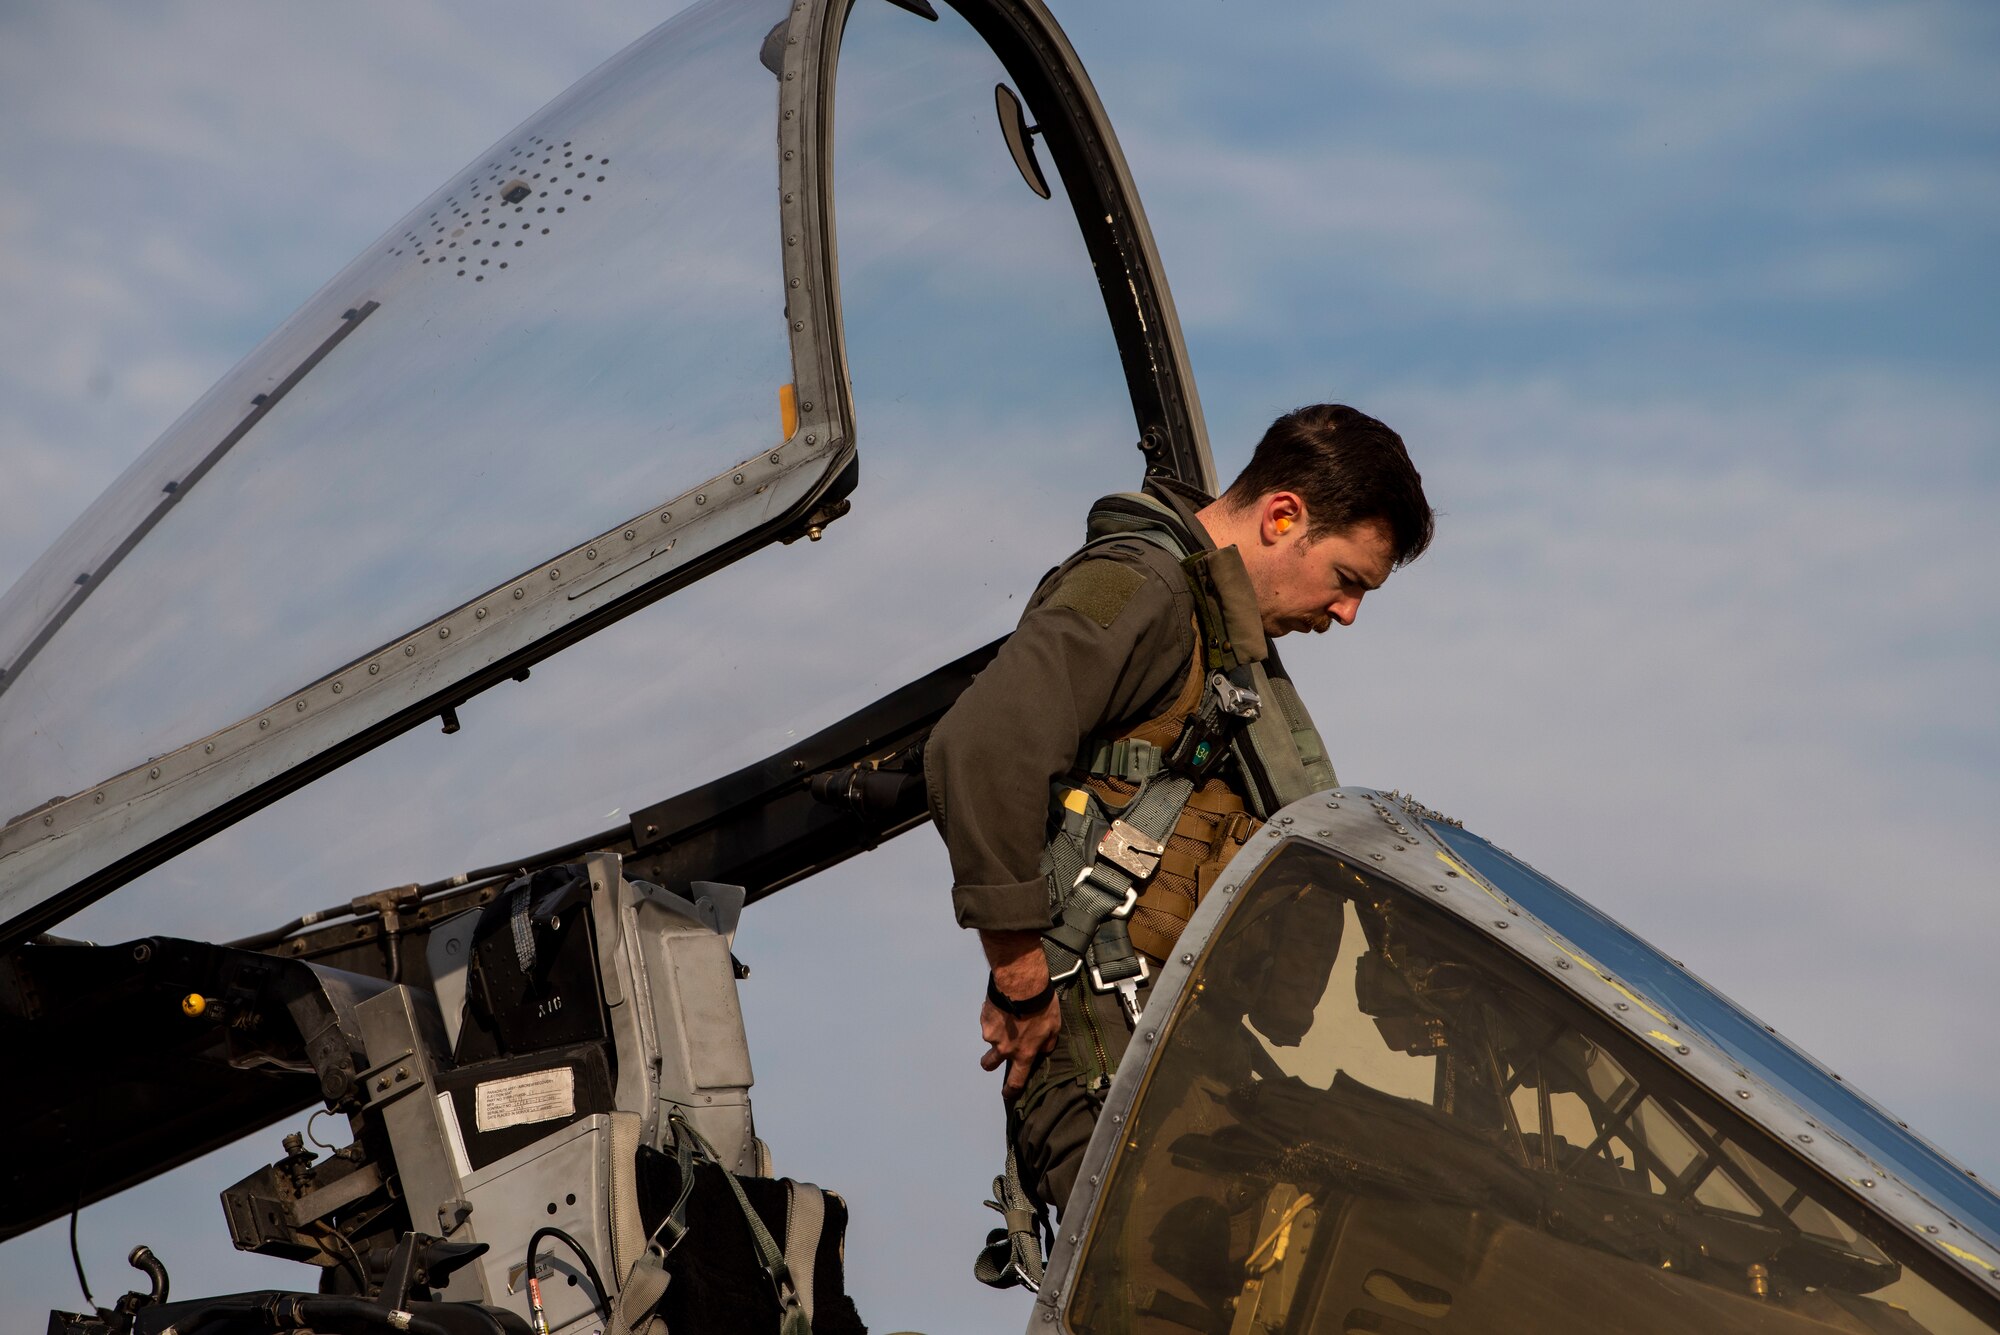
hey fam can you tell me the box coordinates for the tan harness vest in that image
[1081,623,1264,963]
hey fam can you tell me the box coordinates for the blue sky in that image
[1,2,1996,1331]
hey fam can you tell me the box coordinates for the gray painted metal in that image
[335,853,758,1329]
[1032,787,2000,1331]
[349,984,485,1302]
[461,1115,620,1335]
[589,853,761,1173]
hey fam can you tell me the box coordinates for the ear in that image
[1260,492,1306,545]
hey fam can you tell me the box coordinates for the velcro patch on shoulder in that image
[1047,559,1146,629]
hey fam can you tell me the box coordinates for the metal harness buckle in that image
[1089,952,1149,995]
[1210,671,1263,720]
[1098,819,1166,879]
[1070,868,1139,917]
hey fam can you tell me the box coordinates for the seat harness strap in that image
[781,1179,825,1326]
[1039,518,1261,1024]
[671,1115,812,1335]
[974,1144,1052,1292]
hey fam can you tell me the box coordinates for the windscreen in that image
[1068,841,1997,1334]
[1429,820,2000,1254]
[0,0,796,834]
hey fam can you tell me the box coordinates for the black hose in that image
[68,1204,95,1310]
[224,818,629,953]
[223,902,353,951]
[155,1294,454,1335]
[523,1227,612,1321]
[128,1245,169,1305]
[285,1296,454,1335]
[458,825,626,882]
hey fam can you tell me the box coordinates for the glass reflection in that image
[0,0,794,828]
[1069,842,1996,1334]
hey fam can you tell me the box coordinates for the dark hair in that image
[1221,403,1434,565]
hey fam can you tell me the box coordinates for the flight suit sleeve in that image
[924,547,1194,932]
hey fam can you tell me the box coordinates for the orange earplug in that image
[1275,516,1293,534]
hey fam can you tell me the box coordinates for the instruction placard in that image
[474,1066,576,1132]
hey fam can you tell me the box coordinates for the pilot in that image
[924,403,1435,1229]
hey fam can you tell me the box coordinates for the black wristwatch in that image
[987,971,1057,1018]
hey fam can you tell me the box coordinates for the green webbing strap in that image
[606,1113,671,1335]
[1041,770,1194,996]
[973,1146,1048,1291]
[674,1117,811,1335]
[1084,736,1164,783]
[782,1181,825,1325]
[1082,492,1337,806]
[609,1253,671,1335]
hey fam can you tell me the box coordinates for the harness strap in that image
[973,1145,1049,1291]
[1084,736,1164,784]
[605,1113,672,1335]
[609,1253,671,1335]
[673,1116,812,1335]
[782,1180,825,1325]
[1041,531,1261,1010]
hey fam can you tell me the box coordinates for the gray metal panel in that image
[628,882,761,1173]
[425,908,482,1055]
[1033,787,2000,1329]
[349,983,486,1303]
[580,850,761,1173]
[457,1113,618,1334]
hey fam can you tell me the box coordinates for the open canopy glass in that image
[0,0,1211,949]
[0,0,843,937]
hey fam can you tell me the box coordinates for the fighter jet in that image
[3,1,1995,1332]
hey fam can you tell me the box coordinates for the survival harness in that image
[976,489,1336,1295]
[1038,490,1331,1024]
[976,489,1338,1291]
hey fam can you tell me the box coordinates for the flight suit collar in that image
[1142,478,1269,666]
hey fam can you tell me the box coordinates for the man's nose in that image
[1328,595,1361,627]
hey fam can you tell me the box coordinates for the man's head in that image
[1197,404,1434,638]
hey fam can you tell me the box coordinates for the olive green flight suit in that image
[924,477,1334,1215]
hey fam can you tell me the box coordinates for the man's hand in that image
[980,929,1062,1100]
